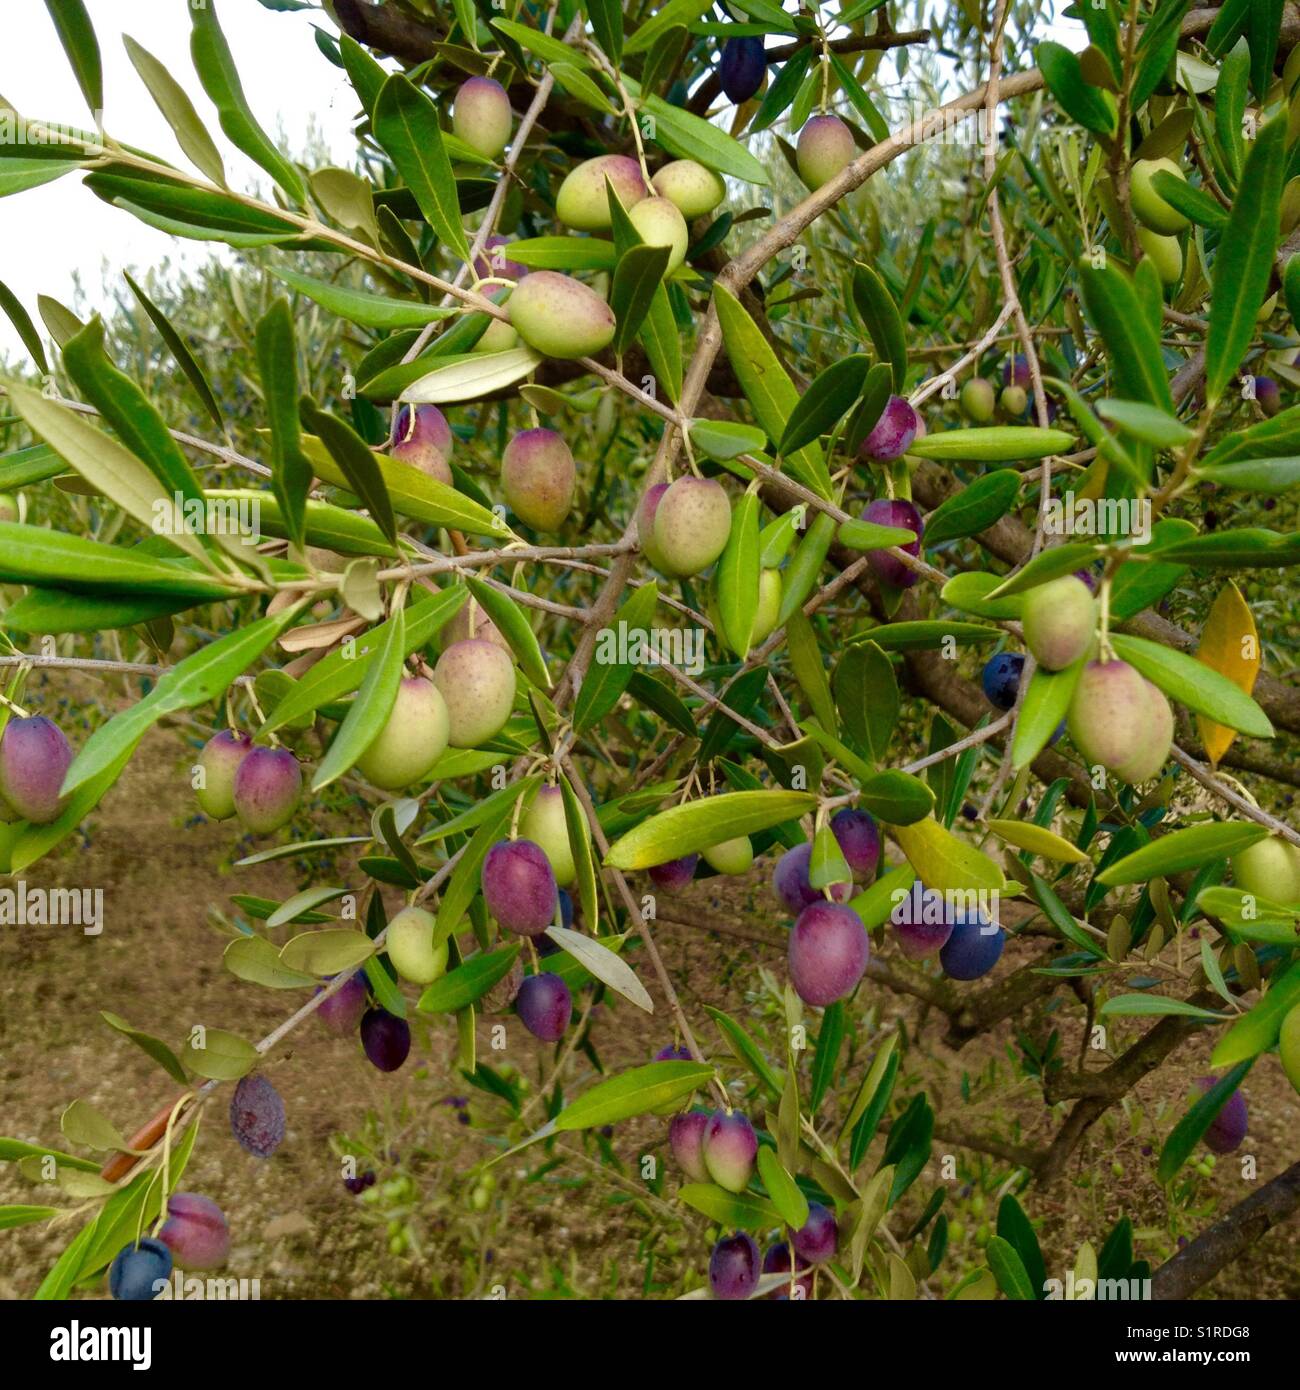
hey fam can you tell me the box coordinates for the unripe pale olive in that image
[960,377,996,423]
[701,835,753,875]
[386,905,449,985]
[1000,384,1028,417]
[652,160,726,219]
[501,427,576,532]
[355,676,449,790]
[432,639,517,748]
[1021,575,1096,672]
[555,154,649,230]
[472,316,519,353]
[507,271,616,359]
[651,476,732,577]
[1067,659,1152,773]
[452,76,512,160]
[628,196,689,273]
[1111,680,1173,784]
[1131,158,1189,235]
[519,783,579,887]
[796,114,854,191]
[1231,836,1300,905]
[1137,226,1182,286]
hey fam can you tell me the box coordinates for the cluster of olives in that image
[108,1191,231,1300]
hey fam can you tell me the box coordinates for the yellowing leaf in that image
[1195,582,1260,766]
[891,817,1005,894]
[987,819,1090,864]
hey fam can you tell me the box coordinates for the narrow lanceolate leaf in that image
[778,355,870,457]
[100,1011,189,1085]
[986,1237,1038,1302]
[1211,960,1300,1068]
[625,77,768,185]
[605,790,817,870]
[255,298,311,551]
[1110,634,1273,739]
[1077,261,1174,412]
[372,75,471,264]
[922,470,1020,547]
[988,819,1089,864]
[1157,1061,1253,1183]
[1097,822,1269,886]
[558,772,600,932]
[546,925,653,1013]
[465,577,550,689]
[574,581,659,732]
[908,428,1074,463]
[62,606,302,797]
[0,279,50,373]
[1034,42,1115,136]
[611,243,671,353]
[714,284,831,499]
[1205,115,1286,404]
[851,265,907,393]
[44,0,103,117]
[555,1062,713,1130]
[757,1146,809,1230]
[418,945,522,1014]
[397,346,543,405]
[716,491,760,658]
[313,605,405,791]
[61,318,224,559]
[190,4,307,206]
[4,382,211,567]
[1012,657,1085,769]
[124,272,224,435]
[300,398,397,548]
[268,268,451,330]
[123,35,226,186]
[587,0,624,64]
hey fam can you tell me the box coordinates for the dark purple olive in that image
[788,902,869,1006]
[791,1201,838,1265]
[361,1007,411,1072]
[709,1232,760,1300]
[860,498,924,589]
[649,853,699,892]
[516,972,572,1041]
[719,35,765,104]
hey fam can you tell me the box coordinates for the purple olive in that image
[702,1109,758,1193]
[791,1201,838,1265]
[788,901,869,1006]
[938,909,1005,980]
[830,807,880,880]
[1255,376,1281,417]
[719,35,766,104]
[669,1110,710,1182]
[516,972,572,1041]
[1198,1079,1248,1154]
[232,745,302,835]
[156,1193,230,1271]
[0,715,73,824]
[859,394,919,462]
[195,728,253,820]
[710,1232,761,1300]
[482,838,559,937]
[891,882,955,960]
[648,853,699,893]
[655,1043,692,1061]
[317,971,369,1036]
[763,1240,813,1300]
[361,1007,411,1072]
[229,1074,286,1158]
[860,497,924,589]
[389,403,453,485]
[772,841,851,914]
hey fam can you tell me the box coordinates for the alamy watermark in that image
[1042,491,1151,545]
[152,492,261,543]
[0,881,102,935]
[593,620,707,678]
[891,880,1001,929]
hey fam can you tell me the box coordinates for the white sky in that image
[0,1,1084,362]
[0,0,359,360]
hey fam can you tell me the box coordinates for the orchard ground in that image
[0,680,1295,1300]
